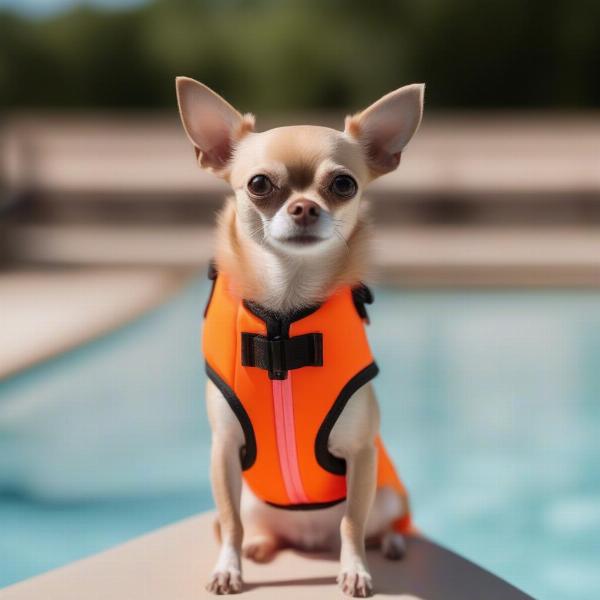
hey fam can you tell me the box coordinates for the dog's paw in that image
[242,535,278,563]
[337,568,373,597]
[206,568,242,595]
[381,531,406,560]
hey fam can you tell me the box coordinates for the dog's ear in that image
[345,84,424,176]
[175,77,254,175]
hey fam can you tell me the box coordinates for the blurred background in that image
[1,1,600,599]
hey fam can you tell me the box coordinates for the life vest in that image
[203,264,411,532]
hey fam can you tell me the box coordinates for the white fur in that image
[268,202,335,246]
[241,482,404,552]
[230,213,357,313]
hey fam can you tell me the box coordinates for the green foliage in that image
[0,0,599,110]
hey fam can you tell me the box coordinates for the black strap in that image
[207,260,218,281]
[203,260,218,318]
[241,332,323,380]
[352,283,374,324]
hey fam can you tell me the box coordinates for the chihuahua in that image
[176,77,424,597]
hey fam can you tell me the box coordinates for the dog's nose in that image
[287,199,321,226]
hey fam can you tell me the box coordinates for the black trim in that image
[314,362,379,475]
[243,300,321,338]
[205,362,257,471]
[265,497,346,511]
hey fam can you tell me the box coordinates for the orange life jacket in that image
[203,265,411,532]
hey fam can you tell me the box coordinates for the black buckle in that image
[241,332,323,380]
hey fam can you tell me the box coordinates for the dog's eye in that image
[330,175,357,198]
[247,175,274,197]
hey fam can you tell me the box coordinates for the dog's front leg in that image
[330,383,379,597]
[206,381,244,594]
[338,443,377,597]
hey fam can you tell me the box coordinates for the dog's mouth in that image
[283,234,324,245]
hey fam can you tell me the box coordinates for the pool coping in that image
[0,268,194,381]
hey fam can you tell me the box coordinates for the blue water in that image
[1,280,599,599]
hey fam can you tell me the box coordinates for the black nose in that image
[287,199,321,226]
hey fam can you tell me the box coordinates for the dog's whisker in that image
[246,223,267,241]
[333,226,350,252]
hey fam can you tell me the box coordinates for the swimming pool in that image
[1,279,599,599]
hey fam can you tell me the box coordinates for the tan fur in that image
[344,84,425,177]
[176,78,423,596]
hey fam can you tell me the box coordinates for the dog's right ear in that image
[175,77,254,175]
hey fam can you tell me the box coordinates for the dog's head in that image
[176,77,423,255]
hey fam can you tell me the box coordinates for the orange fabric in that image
[203,272,410,530]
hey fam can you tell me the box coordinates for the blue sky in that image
[0,0,147,17]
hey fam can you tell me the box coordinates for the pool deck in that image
[0,512,532,600]
[0,268,190,380]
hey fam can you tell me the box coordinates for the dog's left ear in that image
[345,84,424,176]
[175,77,255,175]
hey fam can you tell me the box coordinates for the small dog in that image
[176,77,424,597]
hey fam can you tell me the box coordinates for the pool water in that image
[1,279,599,599]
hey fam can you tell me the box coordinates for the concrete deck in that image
[0,512,533,600]
[0,268,189,380]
